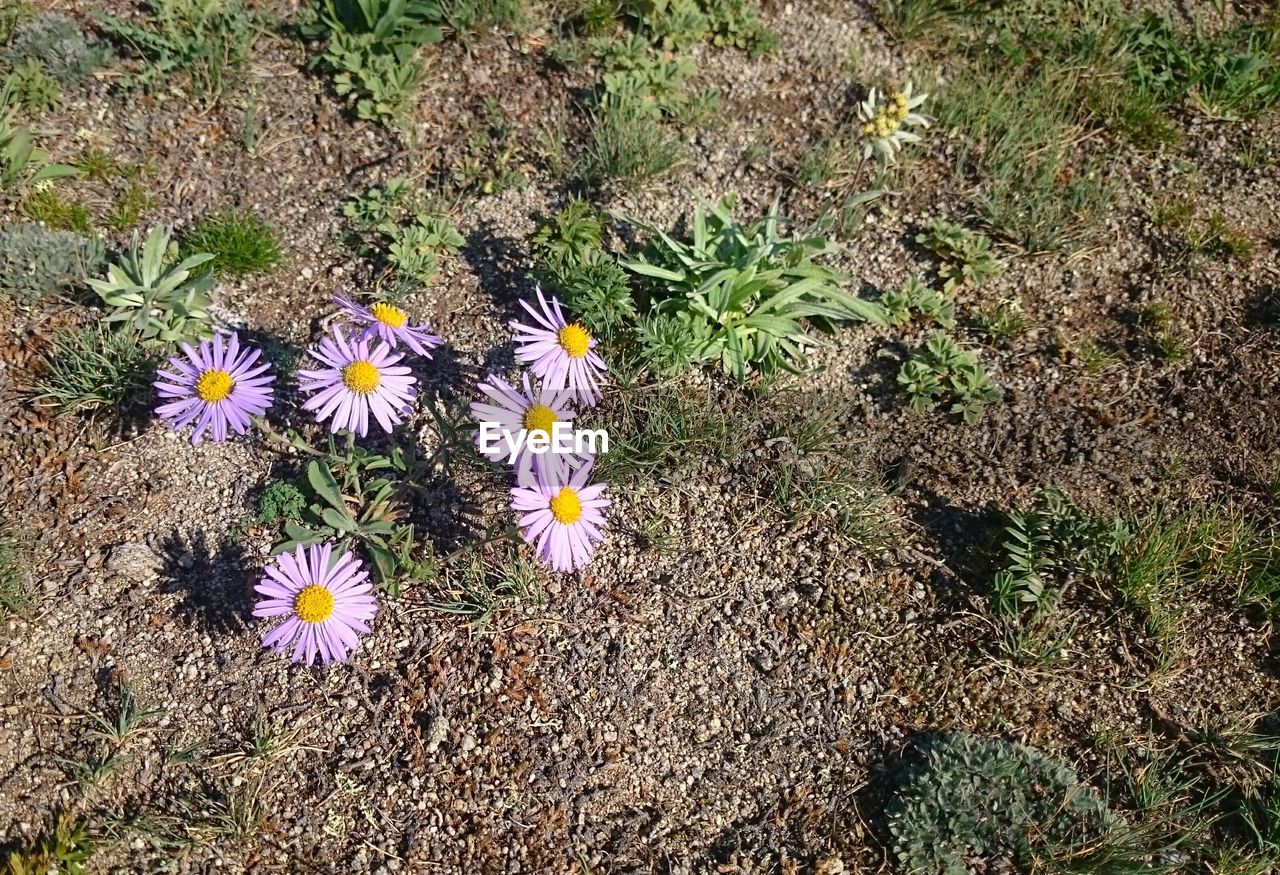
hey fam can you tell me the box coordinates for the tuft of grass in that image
[22,189,93,234]
[759,413,895,550]
[31,324,158,416]
[427,540,543,629]
[1114,506,1280,661]
[976,298,1028,345]
[182,209,283,277]
[1126,11,1280,120]
[83,680,164,747]
[576,95,683,189]
[938,67,1114,253]
[593,362,748,486]
[1138,302,1188,363]
[106,182,154,233]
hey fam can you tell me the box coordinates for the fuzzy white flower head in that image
[859,82,931,165]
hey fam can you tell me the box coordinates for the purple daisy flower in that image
[510,286,607,408]
[298,326,417,437]
[154,332,275,445]
[470,372,587,488]
[511,459,610,573]
[334,294,443,357]
[252,542,377,666]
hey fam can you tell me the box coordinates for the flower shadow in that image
[157,528,256,636]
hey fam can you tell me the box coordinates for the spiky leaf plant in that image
[87,226,214,345]
[622,195,887,383]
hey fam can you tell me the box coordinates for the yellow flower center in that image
[370,302,407,329]
[195,368,234,403]
[549,487,582,525]
[293,584,335,623]
[342,360,381,394]
[522,404,558,436]
[557,323,591,359]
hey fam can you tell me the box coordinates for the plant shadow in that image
[460,221,535,318]
[157,529,256,636]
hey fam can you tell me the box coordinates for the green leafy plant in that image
[881,275,954,328]
[343,179,461,293]
[898,332,1000,424]
[4,815,94,875]
[95,0,255,97]
[530,197,605,270]
[0,84,78,191]
[306,0,445,132]
[621,0,776,57]
[5,59,61,113]
[183,209,283,276]
[989,487,1127,662]
[0,223,104,301]
[31,323,158,414]
[271,452,431,595]
[888,731,1122,874]
[915,219,1004,293]
[86,226,215,346]
[623,195,887,382]
[254,481,307,525]
[7,13,111,89]
[530,199,638,343]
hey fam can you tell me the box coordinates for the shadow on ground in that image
[157,529,256,636]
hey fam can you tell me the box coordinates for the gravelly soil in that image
[2,0,1280,872]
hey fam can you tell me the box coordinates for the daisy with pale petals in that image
[154,332,275,445]
[334,294,443,357]
[470,372,585,487]
[511,459,610,573]
[510,286,607,408]
[252,542,377,666]
[298,326,417,437]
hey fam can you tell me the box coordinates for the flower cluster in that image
[859,82,930,165]
[471,286,611,573]
[153,295,441,444]
[151,294,443,666]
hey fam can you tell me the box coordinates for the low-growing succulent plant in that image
[8,14,112,89]
[0,222,104,301]
[87,226,215,346]
[888,732,1121,875]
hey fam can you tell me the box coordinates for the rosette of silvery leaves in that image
[859,82,930,164]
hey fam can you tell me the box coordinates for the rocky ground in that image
[1,0,1279,872]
